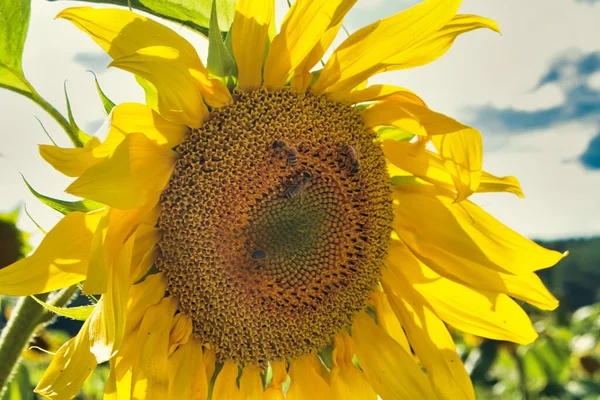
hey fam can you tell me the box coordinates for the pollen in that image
[156,88,393,366]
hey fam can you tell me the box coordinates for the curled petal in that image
[392,184,565,275]
[264,0,355,90]
[0,210,104,295]
[352,312,436,399]
[35,315,98,399]
[131,296,178,398]
[386,240,537,344]
[313,0,461,94]
[382,276,475,400]
[67,133,176,209]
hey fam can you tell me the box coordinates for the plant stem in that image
[0,285,80,396]
[0,294,48,396]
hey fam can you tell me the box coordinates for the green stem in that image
[27,91,84,148]
[0,285,80,396]
[0,294,49,396]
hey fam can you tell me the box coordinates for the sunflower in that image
[0,0,565,399]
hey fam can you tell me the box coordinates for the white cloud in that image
[477,122,600,239]
[589,70,600,91]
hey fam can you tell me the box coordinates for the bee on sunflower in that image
[0,0,565,399]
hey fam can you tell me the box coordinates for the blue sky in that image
[1,0,599,244]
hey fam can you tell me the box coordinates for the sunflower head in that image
[158,87,392,365]
[0,1,566,399]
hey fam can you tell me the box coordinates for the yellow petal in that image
[382,275,475,400]
[110,46,208,128]
[287,354,332,400]
[240,365,265,400]
[264,0,353,90]
[168,313,193,355]
[264,361,287,400]
[88,234,135,363]
[352,312,436,399]
[308,352,331,384]
[212,361,242,400]
[330,331,377,400]
[130,246,159,284]
[67,132,176,209]
[362,98,472,137]
[189,67,233,109]
[85,204,156,294]
[291,0,357,92]
[231,0,274,90]
[131,296,178,399]
[35,316,97,399]
[105,357,132,400]
[370,290,410,352]
[392,184,565,275]
[0,210,104,296]
[104,274,169,398]
[39,137,101,178]
[39,103,187,178]
[381,14,500,71]
[430,128,483,201]
[167,337,208,400]
[502,272,559,310]
[84,210,110,294]
[104,102,188,150]
[384,139,455,188]
[478,171,524,198]
[57,7,217,127]
[385,140,523,198]
[313,0,460,94]
[386,241,538,344]
[406,242,558,311]
[125,273,168,338]
[57,7,199,62]
[333,84,425,105]
[131,223,161,277]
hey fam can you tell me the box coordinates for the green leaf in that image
[31,295,94,321]
[50,0,237,35]
[88,71,115,115]
[139,0,236,32]
[22,175,104,215]
[207,0,236,85]
[0,0,34,96]
[64,81,92,145]
[377,126,414,142]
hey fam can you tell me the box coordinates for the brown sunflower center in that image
[157,88,392,365]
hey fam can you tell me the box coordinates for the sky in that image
[1,0,600,246]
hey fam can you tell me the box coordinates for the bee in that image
[340,144,360,173]
[250,250,267,260]
[284,171,311,198]
[273,140,297,167]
